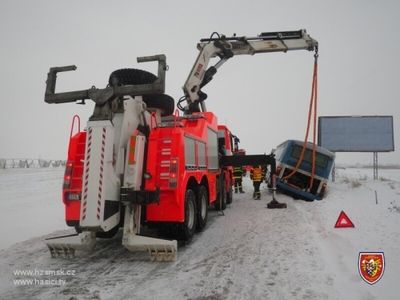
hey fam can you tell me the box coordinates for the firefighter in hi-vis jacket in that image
[233,166,246,193]
[250,165,266,200]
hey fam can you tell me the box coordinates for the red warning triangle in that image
[334,211,355,228]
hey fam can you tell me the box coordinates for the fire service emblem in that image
[358,252,385,285]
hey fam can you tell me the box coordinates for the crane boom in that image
[182,29,318,113]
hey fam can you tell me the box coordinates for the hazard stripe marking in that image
[96,127,106,221]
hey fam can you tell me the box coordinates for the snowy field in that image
[0,168,66,250]
[0,167,399,300]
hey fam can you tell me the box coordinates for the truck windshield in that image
[291,145,329,169]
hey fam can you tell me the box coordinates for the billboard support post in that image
[373,152,378,180]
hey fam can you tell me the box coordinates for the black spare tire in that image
[142,94,175,116]
[109,68,157,86]
[109,68,175,116]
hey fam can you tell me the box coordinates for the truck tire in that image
[109,68,157,86]
[226,186,233,204]
[180,189,197,241]
[196,185,209,231]
[108,68,175,116]
[214,175,227,211]
[142,94,175,116]
[218,190,227,211]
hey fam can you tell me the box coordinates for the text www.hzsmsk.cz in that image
[13,269,76,286]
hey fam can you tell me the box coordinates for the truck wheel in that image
[180,189,197,241]
[196,185,209,231]
[215,176,227,211]
[108,68,175,116]
[219,190,227,210]
[226,187,233,204]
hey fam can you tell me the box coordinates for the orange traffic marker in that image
[334,210,355,228]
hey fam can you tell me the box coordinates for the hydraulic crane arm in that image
[181,29,318,113]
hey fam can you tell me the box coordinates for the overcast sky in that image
[0,0,399,165]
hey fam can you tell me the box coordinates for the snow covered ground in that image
[0,168,66,250]
[0,167,399,299]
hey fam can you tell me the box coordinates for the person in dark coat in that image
[233,166,246,193]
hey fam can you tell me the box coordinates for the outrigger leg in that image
[122,203,177,262]
[267,174,287,209]
[45,231,96,258]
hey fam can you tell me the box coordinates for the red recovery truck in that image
[44,30,318,261]
[63,110,235,244]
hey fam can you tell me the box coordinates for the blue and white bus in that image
[272,140,335,201]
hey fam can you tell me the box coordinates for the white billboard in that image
[318,116,394,152]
